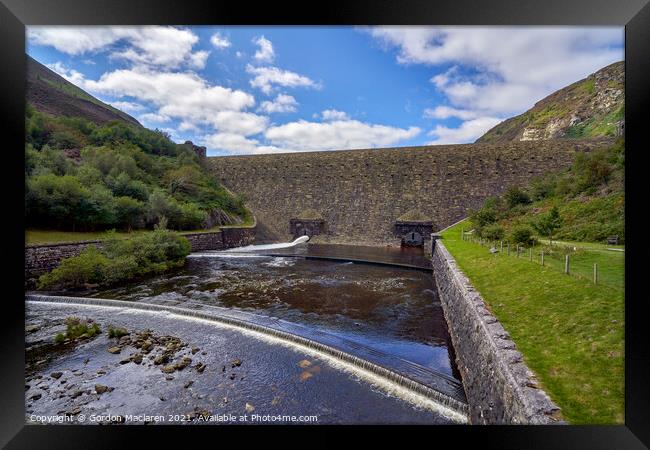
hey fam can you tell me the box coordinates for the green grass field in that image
[442,220,624,424]
[467,236,625,292]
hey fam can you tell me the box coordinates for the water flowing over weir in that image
[25,294,469,420]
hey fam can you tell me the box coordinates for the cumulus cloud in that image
[202,133,286,155]
[246,64,318,95]
[49,64,256,133]
[265,119,420,151]
[138,112,171,123]
[253,36,275,63]
[320,109,349,121]
[30,26,209,69]
[109,101,146,112]
[367,26,622,115]
[210,32,231,49]
[258,94,298,114]
[211,111,269,136]
[365,26,622,143]
[423,106,479,120]
[427,117,503,144]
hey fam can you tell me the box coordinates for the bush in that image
[505,186,531,209]
[55,316,101,343]
[479,223,505,241]
[38,246,109,289]
[509,225,537,247]
[108,326,129,339]
[38,231,190,290]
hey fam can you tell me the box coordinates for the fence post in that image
[565,254,570,274]
[516,245,520,257]
[541,250,544,266]
[500,241,503,254]
[461,228,464,241]
[594,263,598,284]
[529,248,532,261]
[507,243,510,256]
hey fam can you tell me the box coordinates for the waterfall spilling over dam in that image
[207,138,614,245]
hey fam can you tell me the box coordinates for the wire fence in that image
[460,228,624,292]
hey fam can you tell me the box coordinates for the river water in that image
[88,244,460,382]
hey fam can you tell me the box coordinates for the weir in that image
[26,294,469,420]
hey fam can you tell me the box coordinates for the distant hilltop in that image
[26,55,141,127]
[477,61,624,143]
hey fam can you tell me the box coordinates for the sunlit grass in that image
[442,220,624,424]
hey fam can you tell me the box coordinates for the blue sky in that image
[27,26,623,156]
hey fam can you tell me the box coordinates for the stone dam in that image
[207,138,614,245]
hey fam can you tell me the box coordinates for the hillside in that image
[27,55,141,127]
[25,55,251,234]
[468,138,624,245]
[477,61,624,143]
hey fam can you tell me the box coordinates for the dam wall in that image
[207,138,613,245]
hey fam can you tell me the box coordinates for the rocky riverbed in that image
[25,301,461,425]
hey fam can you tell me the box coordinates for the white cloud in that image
[53,65,257,133]
[210,32,231,49]
[423,106,478,120]
[45,62,87,86]
[427,117,503,144]
[202,133,286,155]
[265,119,420,151]
[258,94,298,114]
[366,26,622,144]
[246,64,319,95]
[211,111,269,136]
[320,109,349,121]
[109,101,146,112]
[367,26,623,117]
[138,112,171,123]
[30,26,209,70]
[253,36,275,63]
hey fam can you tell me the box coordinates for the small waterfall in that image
[221,235,309,253]
[26,294,469,422]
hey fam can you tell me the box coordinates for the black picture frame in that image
[1,0,648,447]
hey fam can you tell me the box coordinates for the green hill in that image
[27,55,141,127]
[25,55,250,234]
[478,61,624,143]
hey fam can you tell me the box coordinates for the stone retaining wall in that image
[431,238,563,424]
[25,227,256,281]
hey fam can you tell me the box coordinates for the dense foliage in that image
[469,139,624,244]
[38,230,191,290]
[25,105,249,232]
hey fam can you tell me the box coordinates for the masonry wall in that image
[25,227,255,282]
[431,238,562,424]
[207,139,613,245]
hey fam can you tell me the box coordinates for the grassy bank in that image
[26,216,255,245]
[441,220,624,424]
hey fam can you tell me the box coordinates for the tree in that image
[533,206,563,245]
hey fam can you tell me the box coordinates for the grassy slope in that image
[441,220,624,424]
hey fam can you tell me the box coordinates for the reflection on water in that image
[90,245,459,381]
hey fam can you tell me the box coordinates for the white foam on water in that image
[221,235,310,253]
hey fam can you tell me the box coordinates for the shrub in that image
[505,186,531,209]
[38,246,109,289]
[533,206,563,242]
[509,225,537,247]
[38,231,190,290]
[54,316,101,343]
[108,326,128,339]
[479,223,505,241]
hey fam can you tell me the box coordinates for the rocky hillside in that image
[27,55,141,127]
[477,61,624,143]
